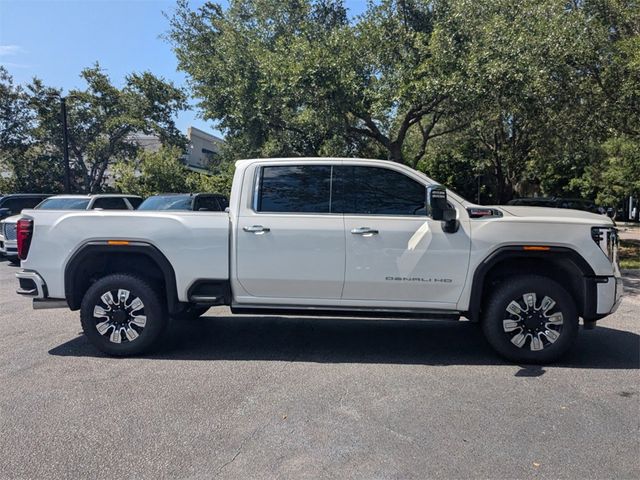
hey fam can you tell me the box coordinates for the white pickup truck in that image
[15,158,623,363]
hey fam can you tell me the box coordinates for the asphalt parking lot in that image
[0,259,638,479]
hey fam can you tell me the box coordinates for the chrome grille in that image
[3,222,17,241]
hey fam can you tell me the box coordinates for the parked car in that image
[137,193,228,212]
[507,197,605,215]
[15,158,622,363]
[1,194,141,262]
[0,194,51,221]
[35,194,143,211]
[0,194,51,261]
[506,197,558,208]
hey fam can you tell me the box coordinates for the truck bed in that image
[19,210,230,302]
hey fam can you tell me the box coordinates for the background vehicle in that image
[1,194,141,262]
[0,194,51,221]
[35,194,143,211]
[507,197,609,215]
[15,158,622,363]
[137,193,228,212]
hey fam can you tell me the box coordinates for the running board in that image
[230,305,461,321]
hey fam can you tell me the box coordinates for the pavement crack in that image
[215,421,270,477]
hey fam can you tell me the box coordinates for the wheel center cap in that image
[112,310,128,324]
[523,312,543,330]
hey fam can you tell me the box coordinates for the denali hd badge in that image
[385,276,453,283]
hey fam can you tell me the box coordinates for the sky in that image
[0,0,370,138]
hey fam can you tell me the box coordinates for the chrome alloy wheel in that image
[92,289,147,344]
[502,293,564,351]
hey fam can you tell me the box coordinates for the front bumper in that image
[1,239,17,257]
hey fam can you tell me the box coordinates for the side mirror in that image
[0,207,11,219]
[426,185,459,233]
[426,185,448,220]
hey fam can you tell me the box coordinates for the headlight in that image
[591,226,618,264]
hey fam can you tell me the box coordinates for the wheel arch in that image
[64,241,180,313]
[467,246,597,322]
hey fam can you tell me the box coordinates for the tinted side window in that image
[257,165,331,213]
[333,166,426,215]
[92,197,129,210]
[217,196,229,210]
[2,198,42,214]
[126,197,143,209]
[195,196,222,211]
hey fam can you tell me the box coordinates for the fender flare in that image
[467,246,597,322]
[64,241,179,312]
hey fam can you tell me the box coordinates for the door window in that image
[333,166,426,215]
[257,165,332,213]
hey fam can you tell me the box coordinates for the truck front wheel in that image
[482,275,579,364]
[80,273,168,356]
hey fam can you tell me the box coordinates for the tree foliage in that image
[169,0,465,164]
[113,146,234,198]
[169,0,639,206]
[0,65,188,193]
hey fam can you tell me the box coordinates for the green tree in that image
[1,65,188,193]
[114,146,233,197]
[168,0,464,164]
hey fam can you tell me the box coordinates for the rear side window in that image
[333,166,426,216]
[126,197,143,209]
[1,197,44,214]
[37,198,91,210]
[217,196,229,210]
[257,165,332,213]
[195,196,223,211]
[92,197,129,210]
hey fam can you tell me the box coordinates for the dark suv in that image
[0,194,52,221]
[137,193,229,212]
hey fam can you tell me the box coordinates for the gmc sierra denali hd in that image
[14,158,623,363]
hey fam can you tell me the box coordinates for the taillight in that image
[17,218,33,260]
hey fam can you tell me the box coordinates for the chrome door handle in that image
[243,225,270,234]
[351,227,378,236]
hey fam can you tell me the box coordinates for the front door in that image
[235,164,345,300]
[336,165,470,307]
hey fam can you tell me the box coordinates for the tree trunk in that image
[387,141,404,164]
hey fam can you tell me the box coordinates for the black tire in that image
[80,273,168,356]
[482,275,579,364]
[171,305,209,321]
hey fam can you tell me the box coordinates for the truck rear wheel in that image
[482,275,579,364]
[80,273,168,356]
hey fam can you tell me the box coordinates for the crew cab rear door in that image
[335,164,471,308]
[235,162,345,300]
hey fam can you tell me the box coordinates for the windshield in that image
[137,195,193,211]
[36,198,91,210]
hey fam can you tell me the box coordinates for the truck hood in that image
[497,205,613,225]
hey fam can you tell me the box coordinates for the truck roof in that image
[46,194,141,199]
